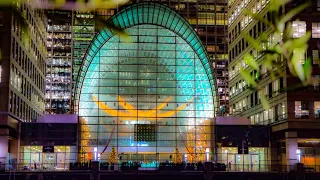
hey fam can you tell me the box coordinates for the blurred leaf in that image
[269,71,277,80]
[242,33,262,51]
[283,22,294,41]
[274,44,283,54]
[269,0,291,12]
[88,0,130,9]
[292,32,311,48]
[259,33,269,42]
[0,0,25,5]
[240,68,257,87]
[259,92,270,110]
[50,0,66,7]
[31,0,130,10]
[105,22,131,43]
[292,48,306,81]
[303,57,312,82]
[271,32,281,46]
[278,2,311,32]
[244,54,259,71]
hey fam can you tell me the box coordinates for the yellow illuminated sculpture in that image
[79,117,90,163]
[91,95,208,162]
[172,147,182,164]
[92,95,193,120]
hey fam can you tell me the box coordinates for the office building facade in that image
[228,0,320,170]
[46,10,72,114]
[0,2,47,166]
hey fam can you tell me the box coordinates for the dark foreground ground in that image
[1,171,320,180]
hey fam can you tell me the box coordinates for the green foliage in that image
[277,2,311,32]
[244,54,259,71]
[238,0,315,110]
[269,0,291,12]
[240,68,257,88]
[259,92,270,110]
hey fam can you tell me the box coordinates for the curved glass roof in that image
[75,2,216,106]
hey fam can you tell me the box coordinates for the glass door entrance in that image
[30,153,41,170]
[42,153,56,170]
[251,154,259,171]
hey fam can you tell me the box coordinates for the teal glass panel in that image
[130,7,139,25]
[157,7,165,26]
[174,17,184,32]
[122,11,130,28]
[153,6,160,23]
[166,12,176,28]
[126,8,133,26]
[148,7,154,24]
[137,7,143,24]
[117,15,125,28]
[111,17,119,28]
[161,10,170,27]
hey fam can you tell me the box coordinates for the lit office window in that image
[269,108,274,123]
[250,116,254,124]
[242,98,246,109]
[295,101,309,118]
[312,23,320,38]
[279,102,286,120]
[255,114,260,124]
[314,101,320,118]
[315,75,320,90]
[0,65,2,83]
[313,50,319,64]
[273,79,279,96]
[292,21,306,38]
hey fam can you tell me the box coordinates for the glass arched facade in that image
[77,2,216,163]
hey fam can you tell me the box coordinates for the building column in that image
[0,129,9,169]
[285,132,298,171]
[270,141,279,171]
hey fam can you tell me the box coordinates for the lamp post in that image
[242,140,245,171]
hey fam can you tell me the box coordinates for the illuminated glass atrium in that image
[76,2,216,162]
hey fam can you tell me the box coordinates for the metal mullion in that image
[152,4,159,25]
[156,25,158,160]
[136,25,139,154]
[158,7,165,26]
[193,51,197,163]
[162,9,171,28]
[169,13,180,31]
[166,12,178,30]
[174,35,178,152]
[127,6,133,27]
[178,21,189,37]
[184,29,194,43]
[97,49,100,158]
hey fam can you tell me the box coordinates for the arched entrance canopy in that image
[75,2,216,109]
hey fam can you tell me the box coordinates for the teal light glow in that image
[77,2,216,162]
[75,2,215,102]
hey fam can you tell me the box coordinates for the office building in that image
[0,2,47,165]
[228,0,320,170]
[46,10,72,114]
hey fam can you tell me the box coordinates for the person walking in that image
[33,160,37,170]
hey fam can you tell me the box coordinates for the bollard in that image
[91,161,100,180]
[204,162,213,180]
